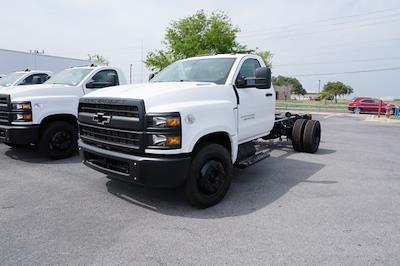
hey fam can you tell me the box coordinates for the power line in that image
[240,12,400,38]
[287,67,400,77]
[274,56,400,67]
[239,6,400,36]
[269,36,400,55]
[240,17,400,41]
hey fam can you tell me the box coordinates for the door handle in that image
[265,93,273,97]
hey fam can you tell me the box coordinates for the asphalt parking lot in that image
[1,114,399,265]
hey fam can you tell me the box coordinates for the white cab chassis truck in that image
[0,65,126,159]
[78,55,321,208]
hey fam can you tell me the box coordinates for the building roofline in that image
[0,48,93,63]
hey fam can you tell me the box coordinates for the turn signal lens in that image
[166,117,180,127]
[167,136,180,145]
[12,102,32,110]
[21,103,32,110]
[15,113,32,121]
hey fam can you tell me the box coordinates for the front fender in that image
[188,126,239,163]
[29,96,80,124]
[147,100,238,161]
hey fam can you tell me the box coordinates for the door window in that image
[20,73,49,85]
[87,70,119,89]
[236,59,261,87]
[362,99,374,104]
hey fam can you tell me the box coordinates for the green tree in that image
[145,10,271,72]
[272,75,306,95]
[322,81,353,103]
[88,54,109,65]
[255,50,273,68]
[319,90,333,104]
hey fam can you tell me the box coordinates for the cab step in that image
[234,151,270,169]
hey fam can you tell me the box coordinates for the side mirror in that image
[236,76,246,88]
[31,76,42,84]
[148,73,155,81]
[255,67,271,89]
[86,81,95,89]
[86,81,111,89]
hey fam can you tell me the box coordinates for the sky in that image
[1,0,400,97]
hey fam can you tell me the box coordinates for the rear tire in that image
[303,120,321,153]
[39,121,78,159]
[185,143,232,208]
[292,119,307,152]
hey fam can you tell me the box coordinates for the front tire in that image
[39,121,78,159]
[185,143,232,208]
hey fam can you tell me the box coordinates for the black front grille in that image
[0,96,8,105]
[78,98,146,154]
[79,123,141,152]
[0,95,10,125]
[79,102,139,118]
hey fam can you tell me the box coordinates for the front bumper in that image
[0,124,40,145]
[79,140,191,188]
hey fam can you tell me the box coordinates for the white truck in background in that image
[0,70,52,87]
[78,54,321,208]
[0,65,127,159]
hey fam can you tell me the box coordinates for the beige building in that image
[291,92,320,101]
[274,85,292,100]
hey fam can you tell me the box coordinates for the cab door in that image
[235,58,275,143]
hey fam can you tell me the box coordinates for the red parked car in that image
[348,97,397,114]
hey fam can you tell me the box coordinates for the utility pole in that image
[129,64,133,84]
[318,79,321,94]
[140,40,144,83]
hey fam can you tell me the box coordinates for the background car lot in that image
[1,114,399,265]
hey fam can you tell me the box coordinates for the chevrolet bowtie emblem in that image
[93,112,111,125]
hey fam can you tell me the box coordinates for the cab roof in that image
[13,70,53,75]
[179,54,253,62]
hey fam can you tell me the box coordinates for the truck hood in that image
[0,83,79,101]
[82,82,231,112]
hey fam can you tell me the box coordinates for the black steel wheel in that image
[185,143,232,208]
[39,121,78,159]
[303,120,321,153]
[291,119,307,152]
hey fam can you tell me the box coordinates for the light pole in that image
[129,64,133,84]
[318,80,321,94]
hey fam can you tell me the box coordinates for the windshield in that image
[46,68,92,86]
[0,72,25,87]
[151,58,236,84]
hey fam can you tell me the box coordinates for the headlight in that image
[11,101,32,122]
[12,102,31,111]
[148,114,180,128]
[146,113,181,149]
[151,134,181,147]
[14,113,32,121]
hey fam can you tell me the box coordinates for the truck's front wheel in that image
[185,143,232,208]
[39,121,78,159]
